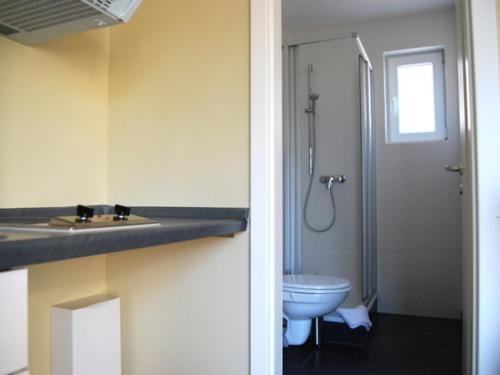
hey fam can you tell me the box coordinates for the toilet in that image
[283,274,351,346]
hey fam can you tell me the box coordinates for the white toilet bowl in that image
[283,274,351,345]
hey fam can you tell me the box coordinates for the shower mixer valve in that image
[320,175,346,189]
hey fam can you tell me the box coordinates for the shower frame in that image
[283,33,378,306]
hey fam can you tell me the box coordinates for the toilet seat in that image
[284,286,352,295]
[283,274,351,293]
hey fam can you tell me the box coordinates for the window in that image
[385,48,447,143]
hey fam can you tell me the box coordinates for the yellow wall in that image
[106,236,249,374]
[107,0,250,207]
[27,256,107,375]
[1,0,250,373]
[106,0,250,373]
[0,30,110,207]
[0,30,111,375]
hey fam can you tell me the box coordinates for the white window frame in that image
[385,48,447,143]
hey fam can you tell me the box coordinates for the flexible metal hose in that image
[302,111,337,233]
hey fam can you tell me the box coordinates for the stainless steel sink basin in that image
[0,222,160,234]
[0,214,160,234]
[0,208,160,235]
[0,230,52,241]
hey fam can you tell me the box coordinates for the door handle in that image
[444,165,464,175]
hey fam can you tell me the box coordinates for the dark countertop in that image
[0,206,248,269]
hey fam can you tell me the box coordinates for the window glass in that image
[385,48,447,143]
[397,63,436,134]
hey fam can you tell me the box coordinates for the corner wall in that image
[106,0,249,207]
[105,0,250,374]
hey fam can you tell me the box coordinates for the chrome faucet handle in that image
[328,177,334,190]
[335,175,346,184]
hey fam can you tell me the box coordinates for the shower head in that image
[309,93,320,101]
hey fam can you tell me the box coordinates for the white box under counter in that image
[52,295,121,375]
[0,269,28,375]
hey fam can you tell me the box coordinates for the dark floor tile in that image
[284,346,316,371]
[284,313,462,375]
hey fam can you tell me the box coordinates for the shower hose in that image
[303,111,337,233]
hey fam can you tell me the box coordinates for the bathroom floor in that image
[284,313,462,375]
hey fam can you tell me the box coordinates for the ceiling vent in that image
[0,0,142,45]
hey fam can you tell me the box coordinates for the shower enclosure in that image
[283,34,378,309]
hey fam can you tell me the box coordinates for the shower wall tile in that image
[377,168,462,213]
[378,293,462,319]
[378,212,461,255]
[377,252,461,299]
[377,140,460,172]
[302,248,362,308]
[368,10,462,320]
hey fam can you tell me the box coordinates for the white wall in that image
[470,0,500,372]
[286,8,462,319]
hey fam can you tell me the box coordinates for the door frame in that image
[249,0,487,374]
[250,0,283,374]
[456,1,478,373]
[460,0,500,374]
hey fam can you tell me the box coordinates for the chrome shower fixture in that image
[303,63,340,233]
[306,64,319,177]
[320,175,347,189]
[306,93,320,114]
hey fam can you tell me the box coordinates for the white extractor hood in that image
[0,0,142,45]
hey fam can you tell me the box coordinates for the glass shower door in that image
[360,56,378,303]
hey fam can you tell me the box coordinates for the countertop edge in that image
[0,206,249,269]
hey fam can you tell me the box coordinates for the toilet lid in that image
[283,274,351,291]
